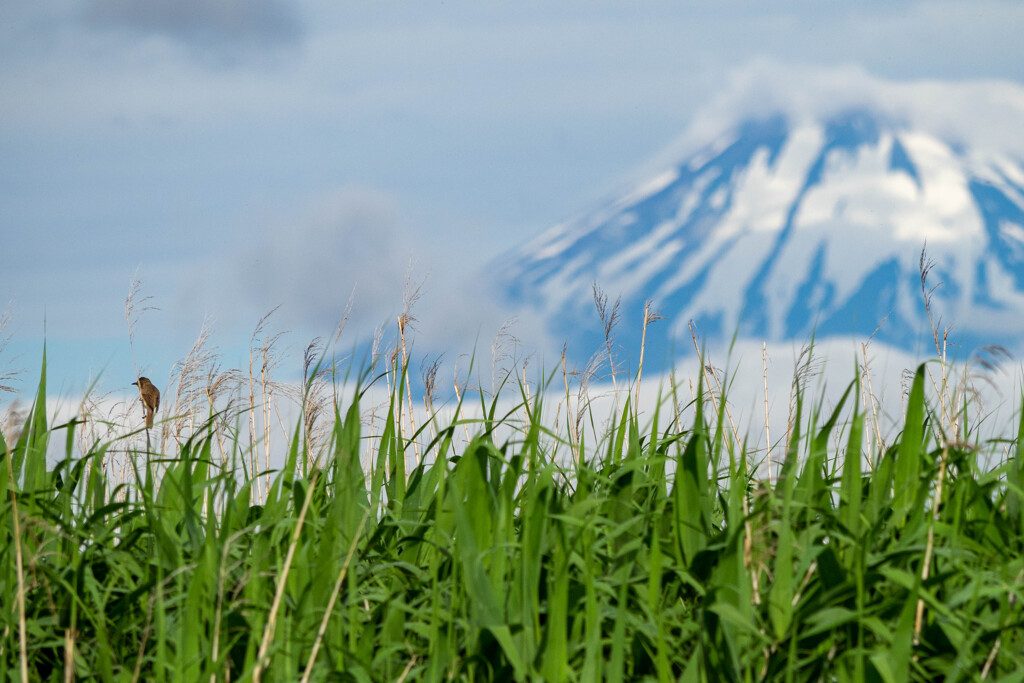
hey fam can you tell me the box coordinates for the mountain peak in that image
[501,106,1024,366]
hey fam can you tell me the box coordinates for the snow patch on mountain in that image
[500,74,1024,368]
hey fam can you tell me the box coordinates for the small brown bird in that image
[132,377,160,429]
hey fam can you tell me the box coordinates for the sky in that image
[3,0,1024,401]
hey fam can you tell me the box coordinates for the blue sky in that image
[3,1,1024,398]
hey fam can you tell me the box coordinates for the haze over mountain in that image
[500,67,1024,369]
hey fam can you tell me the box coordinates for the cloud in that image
[655,60,1024,164]
[232,187,408,334]
[176,184,559,382]
[83,0,302,59]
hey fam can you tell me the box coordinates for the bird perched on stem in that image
[132,377,160,429]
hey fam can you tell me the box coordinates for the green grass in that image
[2,347,1024,682]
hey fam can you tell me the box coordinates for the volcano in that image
[501,108,1024,367]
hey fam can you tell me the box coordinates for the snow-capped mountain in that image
[501,109,1024,367]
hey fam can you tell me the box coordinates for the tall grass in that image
[2,333,1023,682]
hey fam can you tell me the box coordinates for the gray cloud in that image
[83,0,302,58]
[235,187,409,335]
[176,185,558,377]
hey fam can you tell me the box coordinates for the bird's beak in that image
[131,381,138,387]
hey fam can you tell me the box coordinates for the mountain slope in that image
[501,109,1024,365]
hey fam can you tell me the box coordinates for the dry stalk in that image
[688,322,757,604]
[860,343,884,470]
[166,319,218,449]
[710,367,742,458]
[521,358,532,429]
[0,304,21,397]
[262,323,285,497]
[273,401,291,459]
[206,366,242,466]
[63,627,76,683]
[248,307,281,503]
[762,341,772,485]
[368,325,386,483]
[397,314,422,467]
[635,300,662,417]
[301,339,329,470]
[209,527,251,683]
[383,346,395,486]
[395,653,418,683]
[262,344,272,495]
[243,309,284,501]
[3,400,26,452]
[124,271,158,453]
[490,318,520,397]
[919,246,957,430]
[980,569,1021,679]
[248,357,257,502]
[301,507,371,682]
[791,560,819,607]
[573,350,604,462]
[74,397,90,477]
[129,577,157,683]
[254,471,320,683]
[915,245,951,642]
[593,282,622,411]
[915,440,952,643]
[453,357,472,449]
[786,345,821,452]
[422,355,442,463]
[561,346,578,466]
[687,323,741,453]
[668,369,682,432]
[5,458,28,681]
[367,398,379,487]
[399,271,425,467]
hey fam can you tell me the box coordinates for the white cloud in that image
[657,60,1024,164]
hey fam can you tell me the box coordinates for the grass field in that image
[2,330,1023,683]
